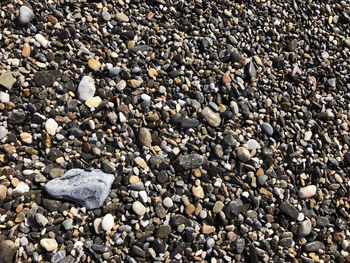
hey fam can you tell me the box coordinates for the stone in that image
[304,131,312,141]
[101,11,111,21]
[34,70,61,87]
[40,238,58,252]
[35,213,48,227]
[0,185,7,204]
[88,59,101,71]
[246,61,257,79]
[236,147,251,162]
[20,132,32,144]
[35,34,49,48]
[192,185,204,199]
[45,118,58,136]
[0,91,9,103]
[134,157,148,169]
[22,43,31,57]
[287,39,298,51]
[44,169,114,210]
[62,218,73,230]
[247,139,260,150]
[0,126,8,140]
[85,96,102,108]
[175,154,208,171]
[280,238,294,248]
[19,6,34,25]
[51,250,66,263]
[0,240,16,263]
[3,144,16,154]
[202,225,216,234]
[139,127,152,147]
[109,66,120,77]
[116,80,126,91]
[181,118,199,129]
[225,199,243,219]
[94,218,103,234]
[280,202,299,220]
[130,45,149,53]
[116,12,129,22]
[102,214,114,231]
[303,241,325,252]
[201,107,221,127]
[15,182,30,194]
[132,201,146,216]
[298,185,317,199]
[213,201,224,213]
[0,72,16,89]
[156,225,171,238]
[163,197,173,208]
[8,110,26,124]
[77,76,95,101]
[261,122,273,136]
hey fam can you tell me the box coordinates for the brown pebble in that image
[185,204,195,215]
[22,43,31,57]
[202,224,216,234]
[48,14,58,24]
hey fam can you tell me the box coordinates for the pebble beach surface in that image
[0,0,350,263]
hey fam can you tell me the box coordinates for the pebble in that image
[0,185,7,204]
[139,127,152,147]
[0,91,9,103]
[261,122,273,136]
[0,126,8,140]
[19,6,34,25]
[132,201,146,216]
[201,107,221,127]
[0,240,16,263]
[85,96,102,108]
[303,241,325,252]
[62,218,73,230]
[116,12,129,22]
[175,154,208,171]
[280,202,299,220]
[40,238,58,252]
[298,185,317,199]
[247,139,260,150]
[101,11,111,21]
[45,118,58,136]
[102,214,114,231]
[0,72,16,90]
[15,182,30,194]
[236,147,251,162]
[35,34,49,48]
[299,219,312,236]
[88,59,101,71]
[45,169,114,210]
[163,197,173,208]
[77,76,95,101]
[20,132,32,144]
[213,201,224,213]
[156,225,172,238]
[35,213,48,227]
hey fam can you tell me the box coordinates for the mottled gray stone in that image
[174,154,208,171]
[44,169,114,210]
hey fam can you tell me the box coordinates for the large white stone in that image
[77,76,95,101]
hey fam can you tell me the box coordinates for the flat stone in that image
[181,118,199,129]
[132,201,146,216]
[19,6,34,25]
[45,118,58,136]
[101,11,111,21]
[0,91,9,103]
[102,213,114,231]
[0,72,16,89]
[192,185,204,199]
[213,201,224,213]
[15,182,30,194]
[280,202,299,220]
[34,70,61,87]
[201,107,221,127]
[175,154,208,171]
[247,139,260,150]
[280,238,294,248]
[35,34,49,48]
[139,127,152,147]
[0,240,16,263]
[62,218,73,230]
[156,225,171,238]
[88,59,101,71]
[303,241,325,252]
[77,76,95,101]
[116,80,126,91]
[261,122,273,136]
[8,109,26,124]
[20,132,32,144]
[85,96,102,108]
[94,218,103,234]
[116,12,129,22]
[0,127,8,140]
[298,185,317,199]
[162,197,173,208]
[287,39,298,51]
[44,169,114,210]
[40,238,58,252]
[35,213,48,227]
[236,147,251,162]
[51,250,66,263]
[130,45,149,53]
[134,157,148,169]
[246,61,257,79]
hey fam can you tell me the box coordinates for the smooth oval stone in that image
[299,219,312,236]
[175,154,208,171]
[261,122,273,136]
[201,107,221,127]
[77,76,95,101]
[303,241,325,252]
[0,240,16,263]
[236,147,251,162]
[44,169,114,210]
[247,139,260,150]
[298,185,316,199]
[40,238,58,252]
[139,127,152,147]
[132,201,146,216]
[102,214,114,231]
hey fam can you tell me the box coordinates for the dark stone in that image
[280,202,299,220]
[130,45,149,53]
[174,154,208,171]
[287,39,298,51]
[34,70,61,87]
[303,241,325,252]
[8,110,26,124]
[181,118,199,129]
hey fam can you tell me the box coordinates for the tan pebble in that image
[129,176,141,184]
[202,225,216,234]
[192,185,204,199]
[40,238,58,252]
[130,79,141,88]
[134,157,148,169]
[260,187,273,198]
[3,144,16,154]
[20,132,33,144]
[88,59,101,71]
[185,204,195,215]
[22,43,31,57]
[148,68,158,78]
[85,96,102,108]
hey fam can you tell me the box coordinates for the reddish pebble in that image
[147,12,154,20]
[82,142,91,152]
[222,72,231,83]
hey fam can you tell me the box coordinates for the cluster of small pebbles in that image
[0,0,350,262]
